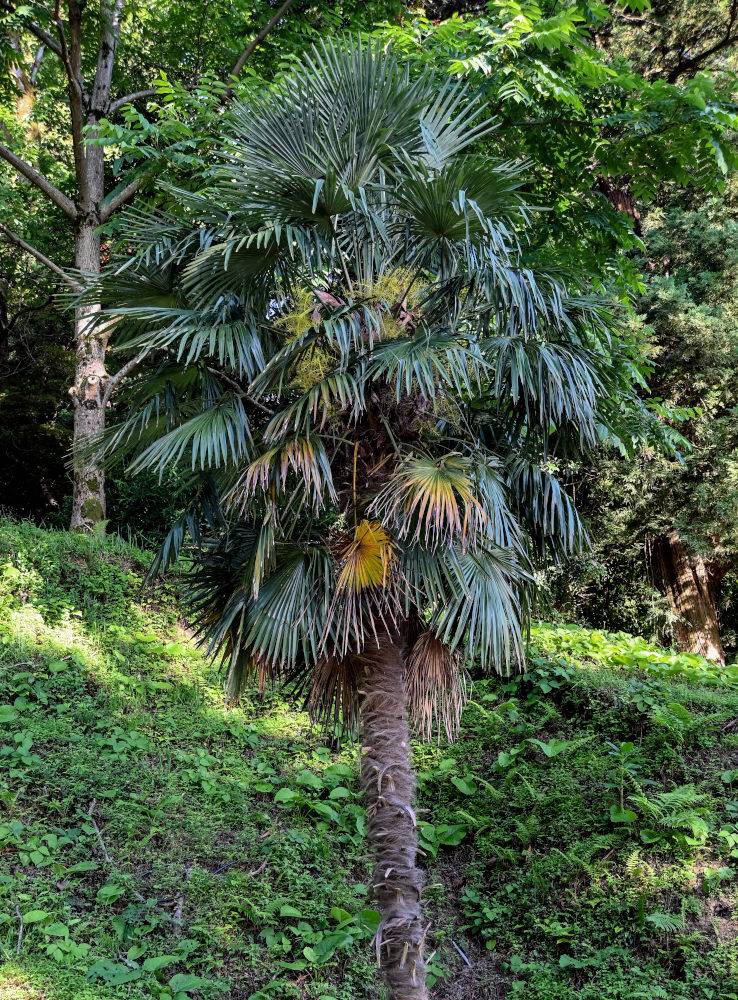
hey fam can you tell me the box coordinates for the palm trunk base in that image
[359,631,428,1000]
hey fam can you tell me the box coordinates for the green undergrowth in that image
[0,519,737,999]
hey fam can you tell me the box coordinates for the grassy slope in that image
[0,520,737,1000]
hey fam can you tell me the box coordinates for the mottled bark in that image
[360,629,428,1000]
[649,534,728,665]
[66,1,114,533]
[69,220,106,532]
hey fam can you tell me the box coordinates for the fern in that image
[645,911,685,934]
[627,987,669,1000]
[625,849,655,883]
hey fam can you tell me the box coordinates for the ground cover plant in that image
[2,518,738,999]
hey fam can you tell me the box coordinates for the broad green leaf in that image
[451,776,476,796]
[610,805,637,824]
[274,788,301,803]
[168,973,215,991]
[143,955,178,971]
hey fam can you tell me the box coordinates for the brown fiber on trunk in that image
[359,629,428,1000]
[649,533,729,665]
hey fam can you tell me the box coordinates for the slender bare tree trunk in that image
[69,218,107,530]
[360,629,428,1000]
[649,534,728,665]
[65,0,115,531]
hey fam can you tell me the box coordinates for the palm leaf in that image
[129,395,253,476]
[232,434,337,512]
[371,453,487,550]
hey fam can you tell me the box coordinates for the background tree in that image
[599,0,738,83]
[524,1,738,662]
[554,185,738,663]
[0,0,399,531]
[89,41,653,998]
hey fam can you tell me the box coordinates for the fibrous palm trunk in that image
[359,629,428,1000]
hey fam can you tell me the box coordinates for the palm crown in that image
[94,39,644,999]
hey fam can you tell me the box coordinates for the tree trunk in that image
[69,218,107,532]
[66,0,116,533]
[649,534,727,665]
[359,629,428,1000]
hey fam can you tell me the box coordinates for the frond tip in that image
[372,454,486,550]
[404,631,470,743]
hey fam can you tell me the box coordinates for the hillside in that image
[1,520,737,1000]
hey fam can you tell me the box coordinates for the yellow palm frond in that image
[322,521,401,659]
[335,519,395,593]
[404,630,470,743]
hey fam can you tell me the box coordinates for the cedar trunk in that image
[359,630,428,1000]
[649,534,726,665]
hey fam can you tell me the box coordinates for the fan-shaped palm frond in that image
[243,545,333,669]
[364,330,486,402]
[483,335,606,444]
[334,520,395,594]
[129,395,253,476]
[438,545,528,670]
[371,453,488,550]
[322,520,402,659]
[507,456,587,558]
[232,434,337,512]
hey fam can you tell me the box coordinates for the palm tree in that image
[91,40,646,1000]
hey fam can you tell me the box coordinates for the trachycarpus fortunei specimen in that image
[94,39,644,999]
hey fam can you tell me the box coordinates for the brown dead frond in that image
[306,654,361,735]
[404,631,470,743]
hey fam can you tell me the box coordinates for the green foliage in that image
[3,518,738,998]
[376,2,737,294]
[0,518,383,998]
[530,620,738,684]
[550,178,738,656]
